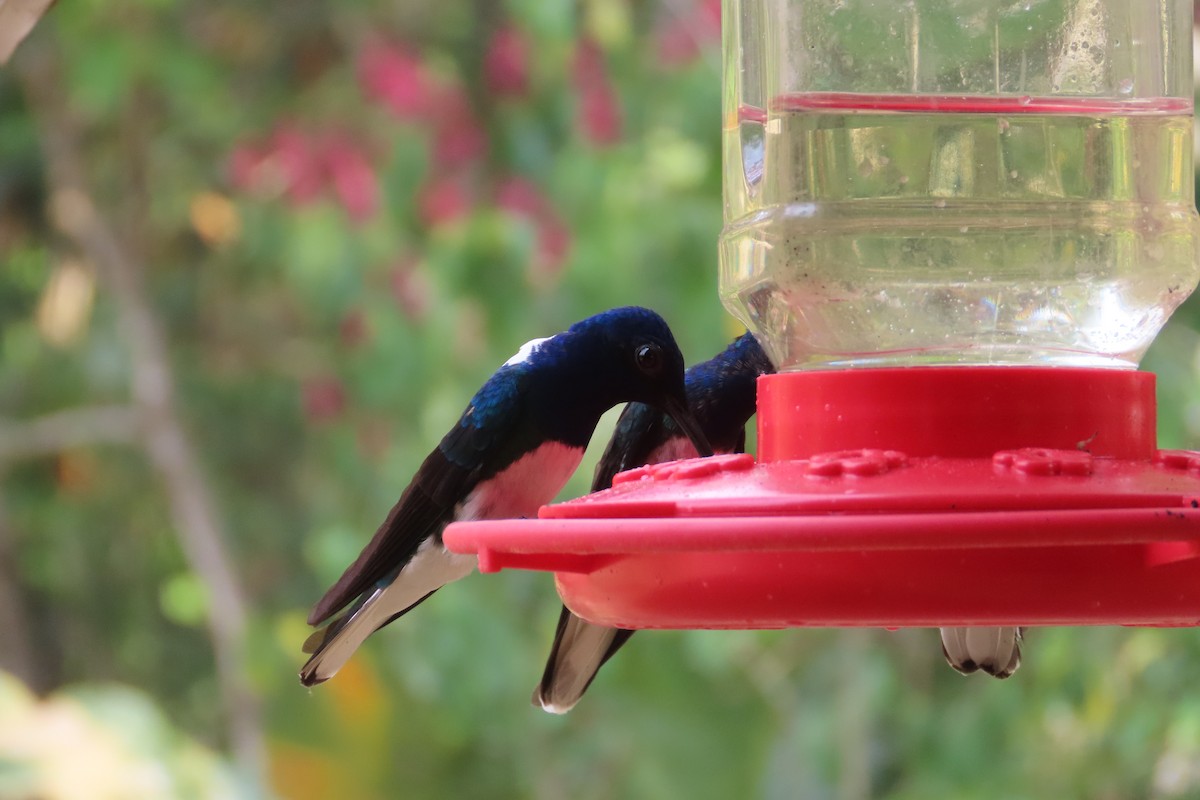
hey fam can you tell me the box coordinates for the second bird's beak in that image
[663,396,714,458]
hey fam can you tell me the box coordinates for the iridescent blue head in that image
[524,306,712,454]
[682,331,775,450]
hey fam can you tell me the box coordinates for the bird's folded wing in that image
[308,366,530,626]
[307,451,468,626]
[592,402,667,491]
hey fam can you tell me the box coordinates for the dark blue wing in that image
[308,365,529,625]
[442,363,527,469]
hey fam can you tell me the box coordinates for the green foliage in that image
[4,1,1200,799]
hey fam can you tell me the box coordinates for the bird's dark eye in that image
[635,343,663,376]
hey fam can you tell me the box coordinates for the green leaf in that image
[159,572,210,627]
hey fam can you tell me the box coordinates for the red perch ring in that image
[443,367,1200,629]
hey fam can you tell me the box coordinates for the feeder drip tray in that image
[443,367,1200,630]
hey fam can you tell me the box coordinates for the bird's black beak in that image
[663,396,714,458]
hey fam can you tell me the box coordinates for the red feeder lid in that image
[443,367,1200,629]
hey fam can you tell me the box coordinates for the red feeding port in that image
[442,367,1200,629]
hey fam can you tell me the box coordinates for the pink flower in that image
[430,85,488,168]
[484,26,530,98]
[418,178,472,226]
[269,124,325,205]
[357,40,432,120]
[302,377,346,423]
[494,175,571,279]
[495,176,547,217]
[578,84,621,145]
[229,125,324,203]
[656,25,700,68]
[228,143,269,193]
[573,39,607,86]
[322,135,380,224]
[656,0,721,69]
[573,40,621,146]
[697,0,722,34]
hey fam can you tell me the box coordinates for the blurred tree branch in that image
[0,492,40,690]
[0,405,138,461]
[0,0,55,64]
[13,41,266,784]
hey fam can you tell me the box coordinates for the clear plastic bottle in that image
[720,0,1200,370]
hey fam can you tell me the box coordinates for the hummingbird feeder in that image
[444,0,1200,631]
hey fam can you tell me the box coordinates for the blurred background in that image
[4,1,1200,798]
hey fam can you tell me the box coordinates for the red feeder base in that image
[443,367,1200,629]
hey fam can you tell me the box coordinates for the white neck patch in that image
[504,336,552,367]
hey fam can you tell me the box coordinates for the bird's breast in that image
[645,437,703,466]
[457,442,584,521]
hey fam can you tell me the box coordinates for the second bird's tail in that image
[939,626,1023,679]
[533,606,635,713]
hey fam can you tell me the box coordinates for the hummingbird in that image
[533,331,774,713]
[940,627,1023,679]
[300,307,713,687]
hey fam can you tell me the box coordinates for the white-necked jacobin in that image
[533,331,774,713]
[300,306,713,687]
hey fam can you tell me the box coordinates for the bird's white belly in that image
[457,442,584,521]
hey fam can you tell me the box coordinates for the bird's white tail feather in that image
[301,586,391,685]
[940,626,1022,678]
[534,614,623,714]
[301,541,475,686]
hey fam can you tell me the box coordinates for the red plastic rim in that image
[442,368,1200,629]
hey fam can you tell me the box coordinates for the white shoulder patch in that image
[504,336,552,367]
